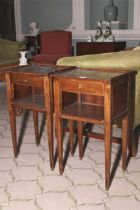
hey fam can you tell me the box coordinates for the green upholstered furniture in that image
[0,39,26,67]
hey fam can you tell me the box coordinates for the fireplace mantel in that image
[67,0,140,40]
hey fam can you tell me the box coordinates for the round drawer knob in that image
[79,84,82,89]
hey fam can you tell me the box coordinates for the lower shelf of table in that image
[61,102,104,123]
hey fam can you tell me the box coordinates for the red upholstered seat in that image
[32,30,72,64]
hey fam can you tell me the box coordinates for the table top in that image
[1,64,74,76]
[53,68,136,82]
[1,64,136,83]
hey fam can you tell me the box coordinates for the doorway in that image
[0,0,16,40]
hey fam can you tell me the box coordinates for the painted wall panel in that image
[21,0,72,34]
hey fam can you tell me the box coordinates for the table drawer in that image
[60,79,104,96]
[11,74,44,87]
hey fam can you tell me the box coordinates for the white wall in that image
[20,0,72,34]
[20,0,132,34]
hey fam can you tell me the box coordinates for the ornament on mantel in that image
[103,21,115,42]
[104,0,118,21]
[94,21,104,42]
[29,21,40,36]
[95,21,115,42]
[87,35,93,42]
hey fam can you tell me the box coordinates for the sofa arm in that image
[0,39,26,60]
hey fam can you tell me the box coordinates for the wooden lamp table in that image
[2,64,74,168]
[53,67,136,190]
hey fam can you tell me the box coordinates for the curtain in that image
[0,0,16,40]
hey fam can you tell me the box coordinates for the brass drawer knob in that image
[79,84,82,89]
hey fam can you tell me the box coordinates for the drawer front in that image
[11,74,44,87]
[60,79,104,96]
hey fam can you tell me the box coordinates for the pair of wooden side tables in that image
[2,64,136,190]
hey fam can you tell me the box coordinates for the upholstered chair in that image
[32,30,72,64]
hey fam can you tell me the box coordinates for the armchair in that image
[32,30,72,64]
